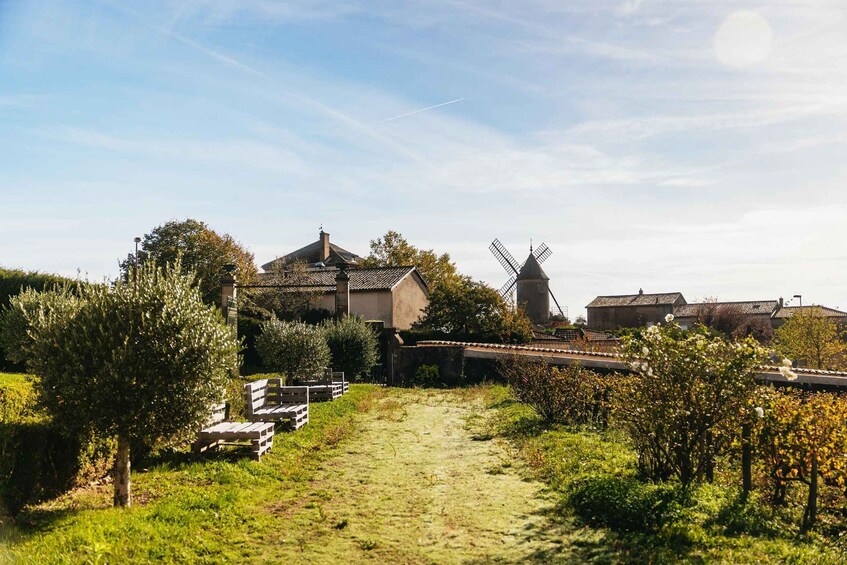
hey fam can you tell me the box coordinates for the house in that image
[674,300,779,331]
[262,230,362,271]
[586,289,687,331]
[771,305,847,329]
[261,231,429,330]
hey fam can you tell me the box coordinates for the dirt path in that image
[259,389,578,563]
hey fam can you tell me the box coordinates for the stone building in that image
[261,230,429,330]
[673,300,779,330]
[586,290,687,331]
[770,305,847,329]
[516,252,550,325]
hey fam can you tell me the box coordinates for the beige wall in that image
[312,272,429,329]
[391,275,429,329]
[316,290,394,327]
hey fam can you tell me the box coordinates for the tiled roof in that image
[257,266,426,293]
[586,292,685,308]
[773,306,847,319]
[261,240,362,271]
[674,301,778,318]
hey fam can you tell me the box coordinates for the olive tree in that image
[21,261,238,507]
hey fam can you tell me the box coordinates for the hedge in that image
[0,268,78,371]
[0,373,114,515]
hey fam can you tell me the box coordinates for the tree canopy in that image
[122,219,257,306]
[361,230,459,289]
[774,307,847,370]
[413,276,532,343]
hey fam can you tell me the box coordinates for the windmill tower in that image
[490,238,564,325]
[516,250,550,324]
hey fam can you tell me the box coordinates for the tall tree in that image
[14,261,238,507]
[122,219,257,306]
[775,307,847,370]
[413,276,532,343]
[361,230,459,289]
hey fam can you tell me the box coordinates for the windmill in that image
[489,238,565,318]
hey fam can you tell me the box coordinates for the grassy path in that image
[253,388,576,563]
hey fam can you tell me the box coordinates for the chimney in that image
[320,230,330,262]
[638,288,643,295]
[779,297,784,308]
[335,267,350,318]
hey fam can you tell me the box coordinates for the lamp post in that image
[134,237,141,289]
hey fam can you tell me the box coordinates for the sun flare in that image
[714,11,774,68]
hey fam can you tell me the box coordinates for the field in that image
[1,382,844,563]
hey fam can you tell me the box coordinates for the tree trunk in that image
[114,435,131,508]
[741,423,752,499]
[803,453,818,532]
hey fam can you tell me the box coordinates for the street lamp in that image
[134,237,141,288]
[793,294,802,307]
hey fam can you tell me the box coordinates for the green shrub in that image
[255,319,330,379]
[0,373,36,423]
[0,286,81,368]
[568,475,682,532]
[498,357,614,426]
[0,374,114,515]
[617,321,767,486]
[323,316,378,380]
[412,364,440,388]
[0,268,79,372]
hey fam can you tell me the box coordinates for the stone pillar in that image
[220,265,237,327]
[335,267,349,318]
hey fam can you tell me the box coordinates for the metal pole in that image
[134,237,141,289]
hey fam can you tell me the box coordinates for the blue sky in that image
[2,0,847,317]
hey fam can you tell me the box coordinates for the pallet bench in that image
[244,379,309,430]
[294,371,342,402]
[194,402,275,461]
[331,371,349,394]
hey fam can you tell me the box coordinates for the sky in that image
[2,0,847,317]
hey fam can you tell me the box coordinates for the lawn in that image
[1,383,382,563]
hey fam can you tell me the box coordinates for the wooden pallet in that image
[306,384,343,402]
[331,371,349,394]
[244,380,310,430]
[194,403,275,461]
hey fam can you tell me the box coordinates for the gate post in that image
[221,264,237,327]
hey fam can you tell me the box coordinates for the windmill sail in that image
[489,239,521,274]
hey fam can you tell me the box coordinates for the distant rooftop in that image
[675,300,779,318]
[262,230,363,271]
[257,265,427,293]
[773,305,847,319]
[587,291,685,308]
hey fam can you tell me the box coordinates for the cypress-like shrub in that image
[323,316,378,380]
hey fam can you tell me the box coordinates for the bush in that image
[498,356,614,426]
[0,286,81,368]
[412,364,440,388]
[0,374,114,515]
[255,319,330,379]
[568,475,682,532]
[323,316,378,380]
[616,321,767,487]
[0,268,79,371]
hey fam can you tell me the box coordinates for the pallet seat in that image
[193,402,275,461]
[244,379,310,430]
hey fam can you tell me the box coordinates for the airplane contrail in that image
[379,98,465,122]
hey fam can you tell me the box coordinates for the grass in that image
[480,384,847,563]
[1,383,382,563]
